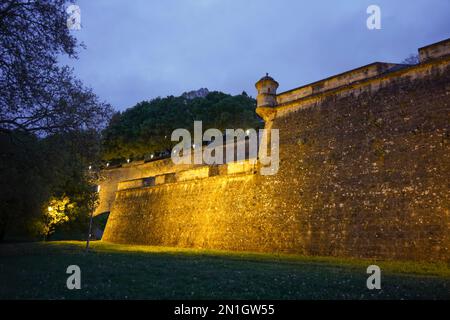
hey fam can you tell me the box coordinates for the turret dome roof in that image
[258,73,276,82]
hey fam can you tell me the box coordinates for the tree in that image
[102,91,261,161]
[0,129,102,241]
[0,131,52,240]
[0,0,112,135]
[0,1,111,241]
[42,196,73,240]
[401,53,420,65]
[37,130,102,240]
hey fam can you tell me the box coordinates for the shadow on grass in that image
[45,240,450,277]
[0,241,449,300]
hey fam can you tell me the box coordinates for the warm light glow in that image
[102,174,256,248]
[43,196,74,238]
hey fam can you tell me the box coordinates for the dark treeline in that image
[0,131,101,240]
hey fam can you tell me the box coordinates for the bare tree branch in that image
[0,0,112,135]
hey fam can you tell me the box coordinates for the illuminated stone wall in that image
[95,140,255,216]
[95,159,196,215]
[103,44,450,261]
[259,64,450,261]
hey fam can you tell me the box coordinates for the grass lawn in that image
[0,241,448,300]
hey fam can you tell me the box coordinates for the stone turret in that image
[255,73,279,121]
[255,73,278,107]
[255,73,279,108]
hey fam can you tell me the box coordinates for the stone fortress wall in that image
[101,39,450,261]
[95,139,254,216]
[95,159,194,216]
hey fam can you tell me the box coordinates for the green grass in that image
[0,241,449,300]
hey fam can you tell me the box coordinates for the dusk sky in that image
[63,0,450,111]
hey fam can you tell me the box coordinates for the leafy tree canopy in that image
[102,91,262,161]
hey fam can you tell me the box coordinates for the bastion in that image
[100,39,450,261]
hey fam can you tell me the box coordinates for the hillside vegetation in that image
[102,91,261,161]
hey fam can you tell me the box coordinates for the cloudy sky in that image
[63,0,450,111]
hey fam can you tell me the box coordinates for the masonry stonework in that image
[102,39,450,262]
